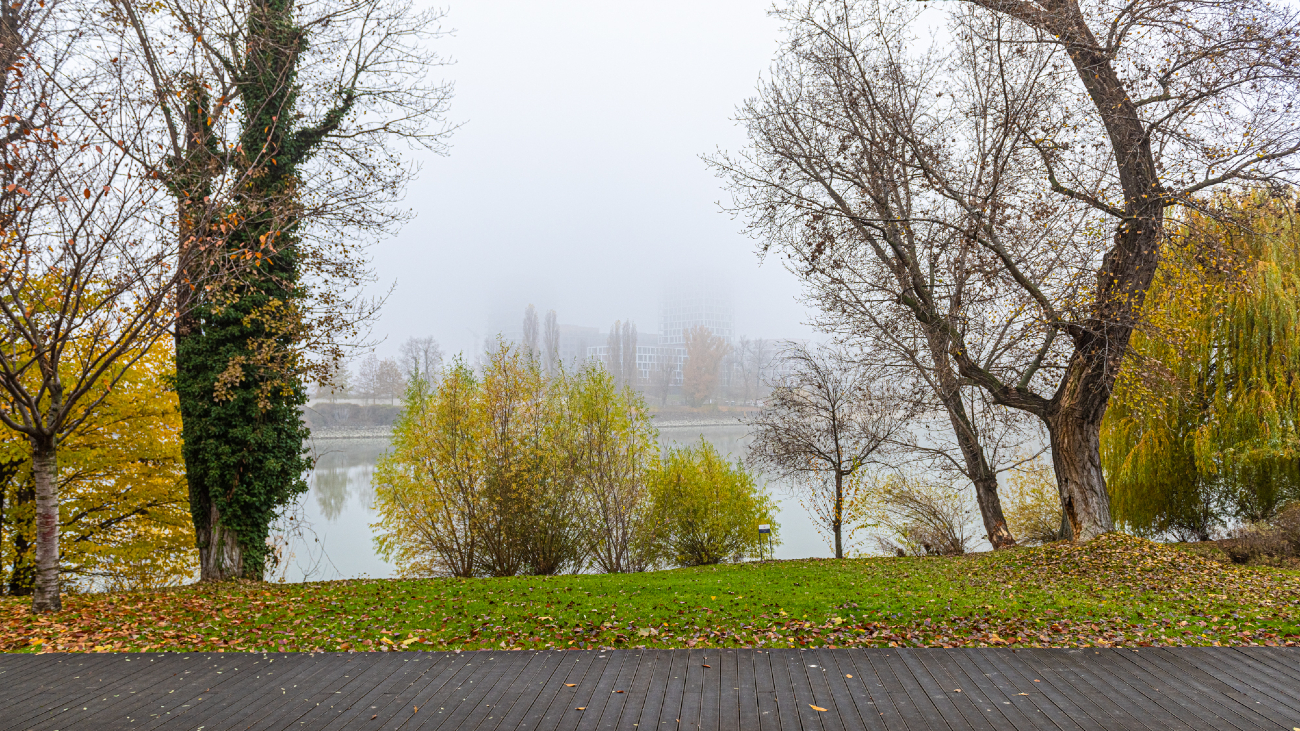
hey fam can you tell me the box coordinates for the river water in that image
[275,423,831,582]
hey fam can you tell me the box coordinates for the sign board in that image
[758,524,770,534]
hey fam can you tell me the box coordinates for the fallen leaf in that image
[845,674,853,678]
[371,715,377,720]
[703,664,711,668]
[614,690,625,693]
[576,707,586,711]
[810,705,828,712]
[565,683,576,687]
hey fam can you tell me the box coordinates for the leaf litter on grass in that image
[2,534,1296,653]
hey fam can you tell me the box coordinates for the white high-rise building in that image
[659,280,734,346]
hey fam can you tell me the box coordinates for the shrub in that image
[1220,502,1300,565]
[856,473,976,556]
[1002,457,1066,545]
[647,439,778,566]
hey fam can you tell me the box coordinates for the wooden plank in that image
[268,654,413,731]
[471,652,559,731]
[734,649,764,731]
[658,646,693,729]
[1086,650,1228,731]
[842,650,911,731]
[908,649,1001,731]
[634,648,680,730]
[32,654,216,731]
[248,655,410,731]
[798,650,846,731]
[1202,647,1300,709]
[1182,646,1300,713]
[9,654,175,731]
[676,648,707,730]
[16,653,234,731]
[1235,647,1300,684]
[1146,647,1300,728]
[545,651,620,731]
[96,654,284,731]
[128,653,256,731]
[815,649,885,731]
[520,651,600,731]
[859,649,946,731]
[751,650,782,731]
[966,648,1091,731]
[767,648,810,731]
[202,654,338,730]
[0,652,122,709]
[1117,647,1269,731]
[387,651,499,729]
[1018,649,1152,731]
[598,650,655,731]
[408,651,535,731]
[418,651,546,731]
[485,650,572,731]
[585,650,646,731]
[323,652,469,730]
[0,653,168,729]
[715,648,739,731]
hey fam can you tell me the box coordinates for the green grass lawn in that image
[3,534,1297,653]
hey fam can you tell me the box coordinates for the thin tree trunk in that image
[30,440,59,612]
[928,331,1017,549]
[833,471,843,559]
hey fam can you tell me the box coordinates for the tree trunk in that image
[30,440,59,612]
[929,331,1017,549]
[196,500,245,581]
[833,471,843,559]
[1046,378,1114,541]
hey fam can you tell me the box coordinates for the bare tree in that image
[375,359,405,404]
[543,310,560,377]
[0,0,224,611]
[747,343,913,558]
[605,320,639,390]
[522,305,539,359]
[715,0,1300,540]
[399,336,443,387]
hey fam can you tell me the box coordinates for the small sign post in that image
[758,524,771,561]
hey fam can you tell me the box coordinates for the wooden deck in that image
[1,647,1297,730]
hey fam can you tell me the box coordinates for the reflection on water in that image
[279,423,832,582]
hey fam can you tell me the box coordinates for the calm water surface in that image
[276,424,829,582]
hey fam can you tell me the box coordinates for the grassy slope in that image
[3,534,1297,653]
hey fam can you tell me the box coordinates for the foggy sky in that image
[364,0,817,360]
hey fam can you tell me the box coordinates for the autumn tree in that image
[559,363,659,573]
[647,439,779,566]
[747,342,913,558]
[1,341,193,594]
[1103,193,1300,539]
[681,326,730,406]
[717,0,1300,540]
[0,0,220,611]
[113,0,454,580]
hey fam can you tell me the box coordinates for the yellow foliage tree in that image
[1102,193,1300,539]
[1,341,194,593]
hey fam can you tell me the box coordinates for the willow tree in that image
[1103,194,1300,539]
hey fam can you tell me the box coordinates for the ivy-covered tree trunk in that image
[176,0,317,581]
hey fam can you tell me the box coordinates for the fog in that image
[363,0,817,357]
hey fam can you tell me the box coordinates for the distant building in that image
[660,281,734,346]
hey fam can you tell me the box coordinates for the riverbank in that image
[4,535,1297,653]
